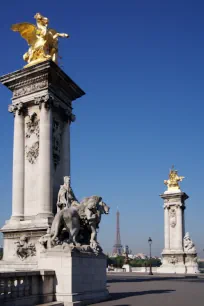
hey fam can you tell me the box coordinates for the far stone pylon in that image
[159,167,199,274]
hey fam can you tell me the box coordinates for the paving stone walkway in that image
[90,273,204,306]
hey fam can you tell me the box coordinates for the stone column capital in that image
[34,94,54,110]
[8,102,25,116]
[163,203,170,209]
[64,109,76,123]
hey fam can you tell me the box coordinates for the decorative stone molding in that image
[169,208,177,228]
[13,78,48,99]
[53,119,62,167]
[25,141,39,164]
[16,235,36,260]
[8,102,24,115]
[26,112,40,138]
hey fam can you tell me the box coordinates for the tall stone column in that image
[37,95,53,218]
[176,205,183,251]
[61,120,71,177]
[9,103,25,221]
[164,205,170,250]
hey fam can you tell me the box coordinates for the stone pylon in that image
[0,61,85,270]
[159,169,199,274]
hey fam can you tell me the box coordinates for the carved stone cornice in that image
[0,61,85,102]
[163,202,185,209]
[12,74,48,99]
[8,102,25,116]
[160,192,189,202]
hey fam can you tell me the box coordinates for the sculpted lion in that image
[50,196,110,247]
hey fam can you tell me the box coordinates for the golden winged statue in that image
[164,166,185,191]
[11,13,69,67]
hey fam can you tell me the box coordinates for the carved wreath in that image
[25,141,39,164]
[53,120,62,167]
[26,112,39,138]
[169,208,177,228]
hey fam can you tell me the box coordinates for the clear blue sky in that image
[0,0,204,257]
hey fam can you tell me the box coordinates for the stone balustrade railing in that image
[0,270,55,306]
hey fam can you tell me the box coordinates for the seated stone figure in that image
[57,176,78,210]
[183,232,196,253]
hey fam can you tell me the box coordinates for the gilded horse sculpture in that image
[11,12,69,67]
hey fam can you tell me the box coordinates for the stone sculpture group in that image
[40,176,110,255]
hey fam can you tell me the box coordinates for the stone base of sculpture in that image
[38,247,109,306]
[158,251,186,274]
[0,218,51,271]
[158,250,199,274]
[123,264,132,272]
[185,253,199,274]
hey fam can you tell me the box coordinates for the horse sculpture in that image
[50,196,110,250]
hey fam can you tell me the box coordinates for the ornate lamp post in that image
[148,237,153,275]
[124,245,129,264]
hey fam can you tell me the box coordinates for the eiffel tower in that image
[113,209,123,255]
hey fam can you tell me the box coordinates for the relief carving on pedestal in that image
[169,255,178,265]
[169,208,177,228]
[53,119,62,167]
[15,235,36,260]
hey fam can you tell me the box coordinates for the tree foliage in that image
[107,255,161,268]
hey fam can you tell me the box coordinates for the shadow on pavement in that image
[109,289,175,301]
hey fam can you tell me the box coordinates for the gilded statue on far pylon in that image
[11,13,69,67]
[164,166,184,191]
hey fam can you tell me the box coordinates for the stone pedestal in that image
[185,253,199,274]
[123,264,132,272]
[159,190,199,274]
[38,248,109,306]
[0,61,85,269]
